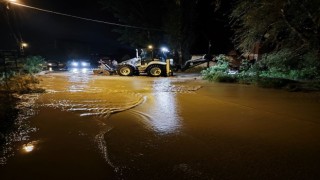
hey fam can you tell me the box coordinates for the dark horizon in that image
[0,0,234,61]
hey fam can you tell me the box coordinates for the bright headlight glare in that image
[161,47,169,52]
[81,62,87,66]
[72,62,78,67]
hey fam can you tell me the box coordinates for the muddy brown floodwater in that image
[1,71,320,179]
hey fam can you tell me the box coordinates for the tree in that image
[162,0,198,66]
[230,0,320,59]
[99,0,165,47]
[99,0,223,65]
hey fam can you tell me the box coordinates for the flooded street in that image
[1,71,320,179]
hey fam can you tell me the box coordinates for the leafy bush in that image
[239,58,251,72]
[201,50,320,92]
[214,72,238,82]
[201,54,230,81]
[22,56,45,74]
[256,49,320,80]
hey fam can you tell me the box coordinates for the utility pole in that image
[207,40,211,68]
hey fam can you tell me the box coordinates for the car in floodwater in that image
[67,60,91,73]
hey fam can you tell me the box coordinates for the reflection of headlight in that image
[71,62,78,67]
[81,68,88,73]
[71,68,78,73]
[81,62,88,66]
[70,68,88,73]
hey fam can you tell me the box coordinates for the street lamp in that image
[0,0,16,9]
[21,42,28,48]
[148,45,153,60]
[20,42,28,55]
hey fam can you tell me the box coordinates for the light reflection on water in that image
[0,94,39,165]
[129,78,202,134]
[68,71,90,92]
[146,92,181,134]
[147,78,181,134]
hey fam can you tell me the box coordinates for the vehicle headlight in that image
[161,47,169,52]
[71,62,79,67]
[81,62,88,66]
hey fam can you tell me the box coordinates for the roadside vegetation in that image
[201,54,320,91]
[202,0,320,91]
[0,56,45,143]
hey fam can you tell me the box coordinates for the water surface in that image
[1,72,320,179]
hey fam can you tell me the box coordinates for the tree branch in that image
[280,8,309,45]
[300,1,318,34]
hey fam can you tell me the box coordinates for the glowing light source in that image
[22,144,34,153]
[81,62,87,66]
[8,0,17,2]
[161,47,169,52]
[148,45,153,49]
[21,42,28,47]
[71,62,78,67]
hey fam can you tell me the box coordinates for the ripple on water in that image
[152,79,202,93]
[41,90,145,119]
[39,89,145,173]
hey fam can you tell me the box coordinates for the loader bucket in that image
[93,69,112,76]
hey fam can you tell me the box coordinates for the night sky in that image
[0,0,234,61]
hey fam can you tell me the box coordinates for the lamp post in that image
[20,42,28,56]
[148,45,153,60]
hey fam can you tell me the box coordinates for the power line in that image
[11,2,162,31]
